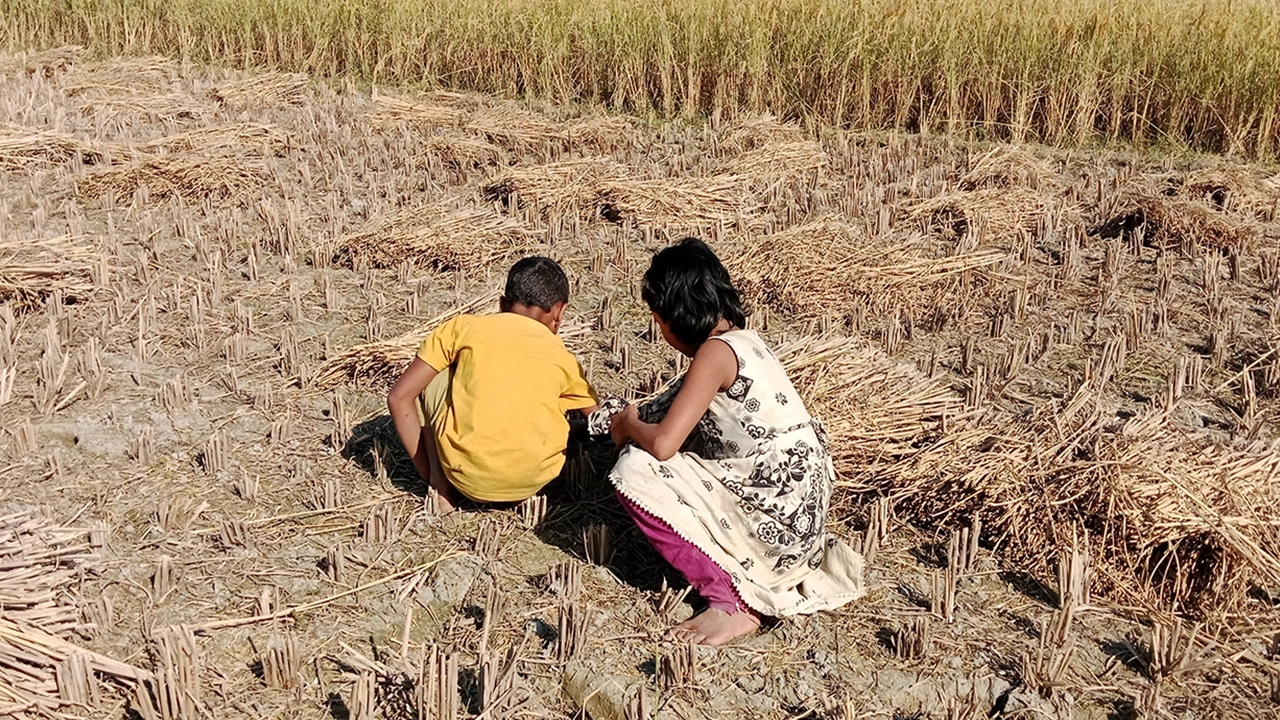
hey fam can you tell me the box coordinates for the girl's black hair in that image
[641,237,747,347]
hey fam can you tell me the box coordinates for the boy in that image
[387,257,598,513]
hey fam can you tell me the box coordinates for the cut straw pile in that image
[208,71,308,108]
[0,123,109,168]
[0,235,96,306]
[0,45,84,77]
[136,123,287,156]
[595,174,760,229]
[330,202,533,271]
[482,158,627,216]
[727,218,1006,318]
[958,145,1060,191]
[75,154,269,205]
[1091,168,1268,252]
[776,336,963,480]
[786,336,1280,611]
[0,510,149,718]
[369,95,466,128]
[716,141,829,185]
[720,115,806,152]
[423,133,507,172]
[466,106,569,151]
[58,56,208,120]
[314,290,590,388]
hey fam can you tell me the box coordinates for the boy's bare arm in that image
[387,358,440,484]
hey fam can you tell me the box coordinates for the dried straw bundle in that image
[846,391,1280,611]
[424,133,507,171]
[60,57,206,121]
[367,93,469,129]
[1092,193,1259,252]
[774,336,962,487]
[0,45,83,77]
[761,331,1280,610]
[76,92,207,122]
[728,219,1006,319]
[720,115,805,152]
[315,290,590,388]
[208,71,308,107]
[1178,165,1280,230]
[566,114,644,154]
[595,174,760,230]
[716,141,829,183]
[0,235,96,306]
[908,187,1059,245]
[466,105,568,150]
[0,123,109,168]
[138,123,287,156]
[726,219,866,316]
[60,56,178,95]
[959,145,1059,191]
[0,510,149,719]
[482,158,626,216]
[75,154,269,205]
[330,202,532,271]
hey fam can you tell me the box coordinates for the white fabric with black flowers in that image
[610,329,865,616]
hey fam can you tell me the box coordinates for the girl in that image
[608,238,864,646]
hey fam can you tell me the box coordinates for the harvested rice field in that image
[2,47,1280,720]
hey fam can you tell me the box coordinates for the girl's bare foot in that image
[664,608,761,646]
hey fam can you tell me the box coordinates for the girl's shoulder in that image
[714,329,771,357]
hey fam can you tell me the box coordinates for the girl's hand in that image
[610,404,638,448]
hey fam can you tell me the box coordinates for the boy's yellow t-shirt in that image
[417,313,596,502]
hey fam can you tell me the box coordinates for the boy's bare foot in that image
[664,607,761,646]
[426,486,456,515]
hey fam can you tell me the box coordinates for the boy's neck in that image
[501,300,562,333]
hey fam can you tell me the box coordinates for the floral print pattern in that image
[611,330,862,616]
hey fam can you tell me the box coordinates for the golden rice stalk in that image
[0,123,110,168]
[330,202,532,271]
[0,235,96,306]
[959,145,1059,190]
[595,174,760,229]
[208,71,308,107]
[75,154,269,205]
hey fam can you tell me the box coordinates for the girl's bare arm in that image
[612,339,737,461]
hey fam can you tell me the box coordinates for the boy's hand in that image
[610,404,638,448]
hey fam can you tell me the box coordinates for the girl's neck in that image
[707,318,735,339]
[684,318,736,356]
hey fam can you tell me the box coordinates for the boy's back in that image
[417,312,594,501]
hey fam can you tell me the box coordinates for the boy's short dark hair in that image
[504,256,570,311]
